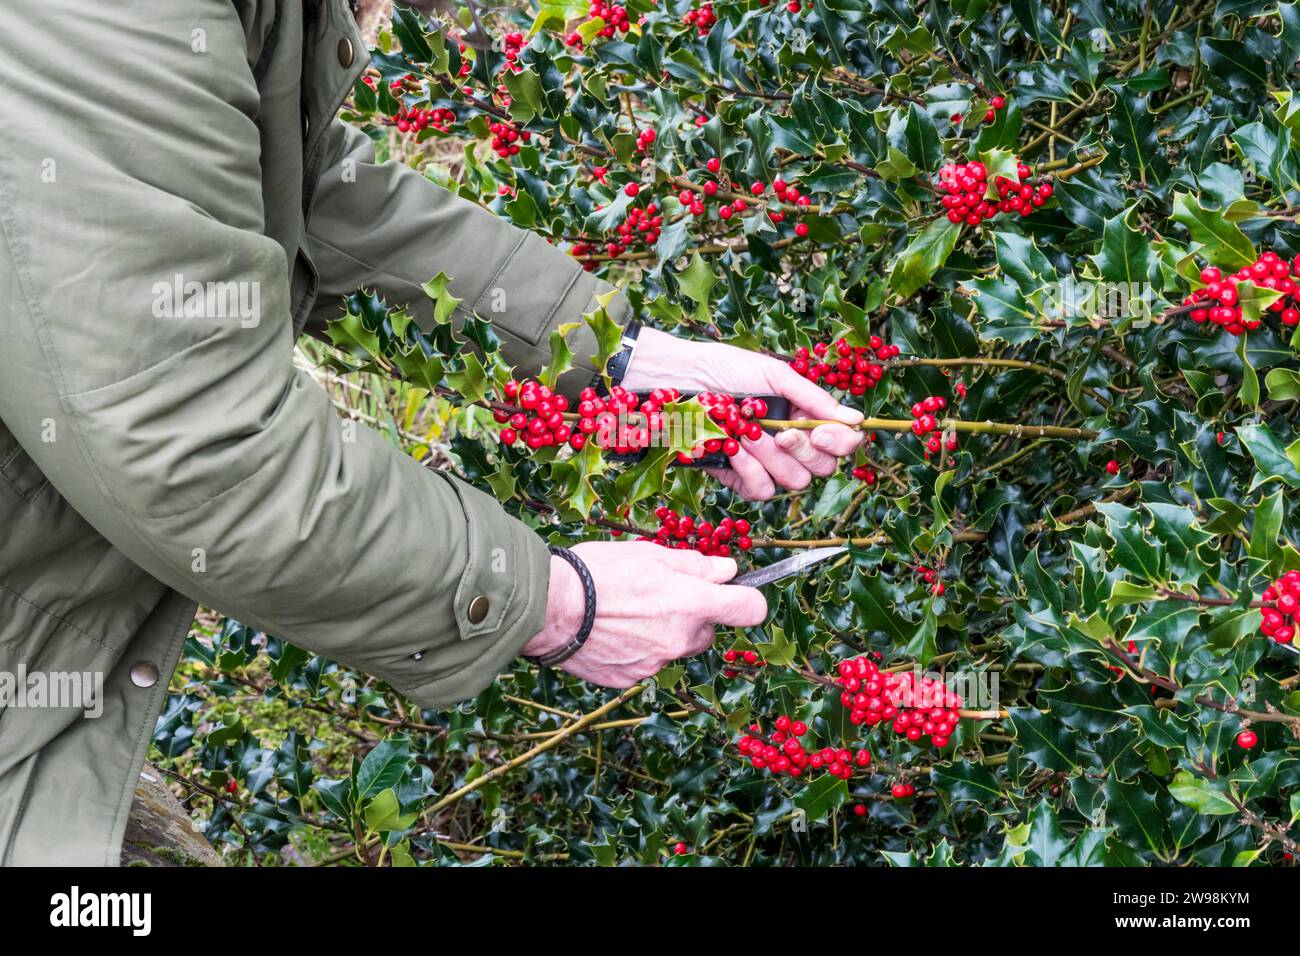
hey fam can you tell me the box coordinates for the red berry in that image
[1236,730,1258,750]
[672,841,688,855]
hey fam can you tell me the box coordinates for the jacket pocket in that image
[0,421,49,504]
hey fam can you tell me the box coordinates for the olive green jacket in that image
[0,0,624,865]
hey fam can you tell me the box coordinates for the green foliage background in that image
[155,0,1300,866]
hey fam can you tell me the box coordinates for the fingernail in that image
[810,431,835,452]
[776,430,800,450]
[837,407,865,425]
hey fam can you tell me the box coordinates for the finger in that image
[684,623,717,657]
[704,467,747,496]
[650,546,739,583]
[686,579,767,628]
[761,357,864,425]
[808,422,866,457]
[743,431,812,490]
[774,428,838,477]
[719,448,775,501]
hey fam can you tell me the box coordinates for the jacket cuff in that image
[393,474,552,709]
[457,250,631,395]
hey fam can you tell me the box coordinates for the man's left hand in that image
[619,328,865,500]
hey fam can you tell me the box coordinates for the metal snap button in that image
[338,36,355,68]
[467,595,490,624]
[129,661,160,688]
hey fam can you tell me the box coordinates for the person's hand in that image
[521,541,767,688]
[619,328,864,500]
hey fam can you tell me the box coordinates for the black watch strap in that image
[525,546,597,668]
[597,321,641,389]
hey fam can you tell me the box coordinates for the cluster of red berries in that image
[952,95,1008,126]
[756,177,812,234]
[494,379,578,450]
[790,337,899,395]
[1259,572,1300,644]
[675,184,709,218]
[721,646,764,678]
[362,73,416,97]
[851,464,878,484]
[605,203,662,255]
[758,177,810,208]
[499,31,525,71]
[642,508,753,555]
[738,716,872,779]
[914,564,945,596]
[673,182,750,221]
[890,782,917,798]
[983,93,1007,123]
[585,2,631,37]
[579,385,682,454]
[569,238,599,269]
[635,127,656,154]
[937,160,1052,225]
[674,393,770,464]
[834,656,962,748]
[671,156,730,218]
[390,105,455,135]
[1183,254,1300,336]
[910,396,958,456]
[488,120,530,158]
[682,2,716,34]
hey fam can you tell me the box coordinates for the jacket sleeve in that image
[306,120,630,391]
[0,0,547,708]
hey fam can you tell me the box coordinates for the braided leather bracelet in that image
[524,546,597,668]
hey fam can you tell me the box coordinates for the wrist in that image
[620,328,711,392]
[521,554,584,659]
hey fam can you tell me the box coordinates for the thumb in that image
[693,580,769,627]
[764,357,864,426]
[651,547,739,584]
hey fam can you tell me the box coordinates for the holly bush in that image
[154,0,1300,866]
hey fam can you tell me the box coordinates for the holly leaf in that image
[676,253,718,322]
[1171,192,1256,269]
[422,272,463,326]
[794,774,848,821]
[890,218,962,298]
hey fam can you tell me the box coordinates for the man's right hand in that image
[521,541,768,687]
